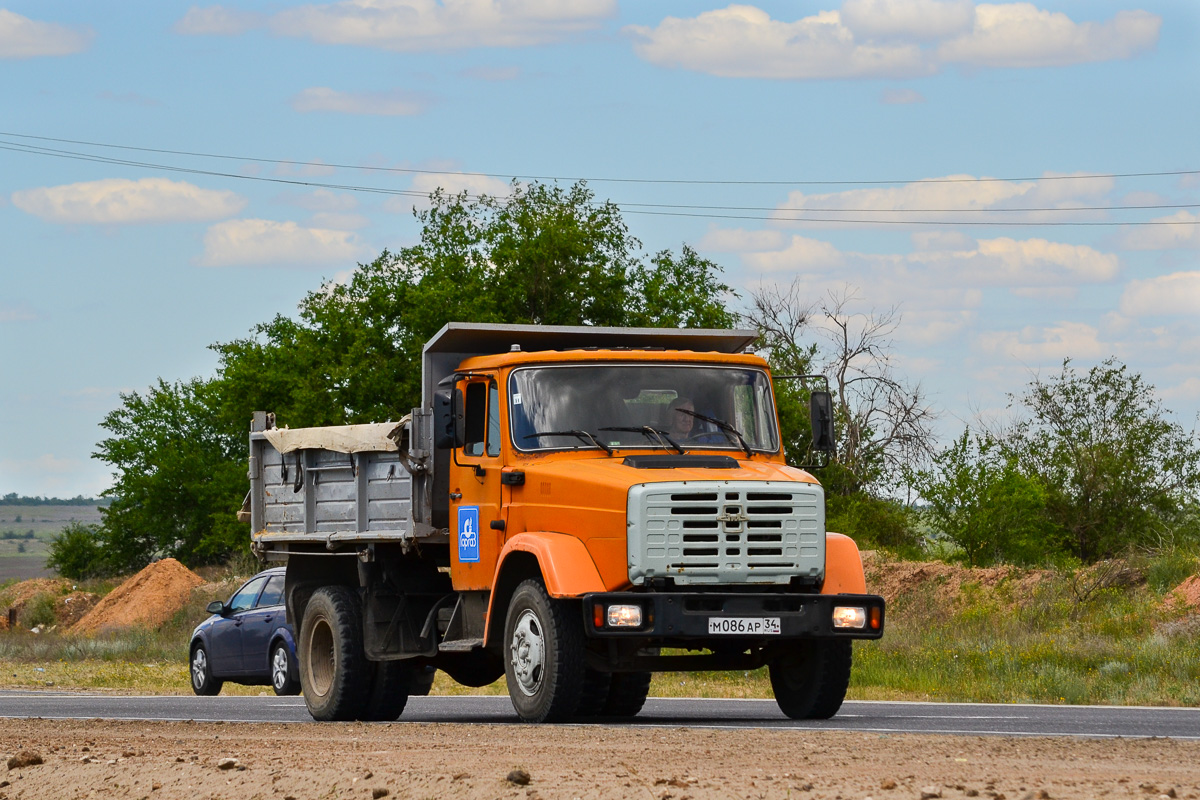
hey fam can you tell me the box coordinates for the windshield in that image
[508,364,779,453]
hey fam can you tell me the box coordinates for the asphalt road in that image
[2,691,1198,739]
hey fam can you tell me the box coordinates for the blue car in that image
[189,567,300,696]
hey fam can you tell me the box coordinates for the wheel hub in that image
[509,609,545,697]
[272,647,289,690]
[191,649,207,687]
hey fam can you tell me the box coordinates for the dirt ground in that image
[1,718,1198,800]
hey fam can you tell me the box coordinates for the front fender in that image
[483,532,607,645]
[821,532,867,594]
[495,532,607,598]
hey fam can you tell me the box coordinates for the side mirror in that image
[809,390,836,454]
[206,601,226,616]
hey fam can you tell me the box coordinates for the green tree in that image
[95,378,248,571]
[908,430,1054,566]
[1007,358,1200,562]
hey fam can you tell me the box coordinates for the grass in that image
[0,504,105,581]
[0,553,1197,705]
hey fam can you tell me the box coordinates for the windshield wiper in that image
[599,426,687,455]
[677,409,755,459]
[523,430,614,455]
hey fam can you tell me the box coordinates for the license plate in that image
[707,617,781,635]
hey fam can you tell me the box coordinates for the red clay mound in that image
[1165,575,1200,612]
[71,558,204,634]
[863,553,1048,607]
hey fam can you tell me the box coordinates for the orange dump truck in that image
[247,323,884,723]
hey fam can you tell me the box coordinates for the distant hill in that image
[1,493,111,507]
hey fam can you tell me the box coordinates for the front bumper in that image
[582,591,885,640]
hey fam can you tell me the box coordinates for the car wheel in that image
[190,643,223,696]
[503,579,585,723]
[270,641,300,696]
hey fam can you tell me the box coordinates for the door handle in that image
[262,616,272,623]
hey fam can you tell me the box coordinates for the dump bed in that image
[248,416,438,555]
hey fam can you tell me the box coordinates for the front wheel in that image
[769,640,852,720]
[504,579,585,723]
[270,641,300,696]
[600,671,652,718]
[190,643,222,696]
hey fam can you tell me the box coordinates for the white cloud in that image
[698,227,786,253]
[880,87,925,104]
[976,321,1108,362]
[841,0,973,41]
[0,304,36,323]
[291,87,432,116]
[270,0,615,51]
[174,5,263,35]
[1120,272,1200,316]
[773,172,1114,227]
[310,212,371,230]
[386,172,513,212]
[0,9,93,59]
[628,3,1160,80]
[1160,376,1200,406]
[937,4,1160,69]
[459,65,522,81]
[626,5,931,80]
[284,189,360,213]
[198,219,366,267]
[11,178,247,225]
[1119,211,1200,251]
[913,237,1119,286]
[743,235,847,271]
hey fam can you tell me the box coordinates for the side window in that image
[256,574,285,608]
[228,576,267,614]
[464,382,487,457]
[487,382,501,457]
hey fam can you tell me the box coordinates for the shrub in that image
[18,592,57,629]
[46,522,113,580]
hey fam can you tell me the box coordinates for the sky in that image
[1,0,1198,498]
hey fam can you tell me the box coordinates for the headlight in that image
[832,606,867,629]
[606,604,643,628]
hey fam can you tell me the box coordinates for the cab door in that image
[450,377,506,590]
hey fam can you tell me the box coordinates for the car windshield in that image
[508,364,779,453]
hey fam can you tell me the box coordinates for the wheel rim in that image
[306,616,335,698]
[191,648,208,688]
[509,608,545,697]
[272,646,289,691]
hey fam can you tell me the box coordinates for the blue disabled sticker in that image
[458,506,480,563]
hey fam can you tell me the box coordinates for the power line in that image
[3,129,1198,188]
[3,138,1198,228]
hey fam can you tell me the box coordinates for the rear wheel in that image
[600,671,652,718]
[299,586,370,721]
[270,641,300,696]
[359,660,412,721]
[504,579,585,723]
[190,643,222,696]
[769,640,852,720]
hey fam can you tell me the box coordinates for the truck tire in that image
[503,579,585,723]
[576,668,612,718]
[768,640,852,720]
[410,665,437,697]
[299,585,371,721]
[359,660,411,721]
[600,671,652,718]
